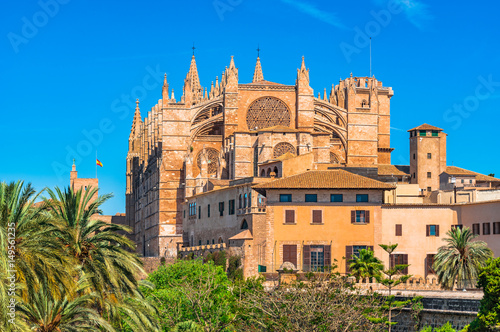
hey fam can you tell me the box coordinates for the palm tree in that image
[43,186,159,330]
[17,279,115,332]
[0,181,72,331]
[433,226,493,290]
[348,248,383,282]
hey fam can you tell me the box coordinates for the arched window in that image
[218,237,223,244]
[273,142,296,158]
[248,192,252,207]
[260,169,266,177]
[239,194,242,208]
[266,168,271,177]
[241,219,249,230]
[246,96,291,130]
[244,193,248,208]
[273,166,279,177]
[196,148,220,175]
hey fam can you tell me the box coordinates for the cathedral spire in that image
[296,56,310,87]
[162,73,169,103]
[133,99,142,124]
[187,55,201,91]
[252,56,264,83]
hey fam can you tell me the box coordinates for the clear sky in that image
[1,0,499,214]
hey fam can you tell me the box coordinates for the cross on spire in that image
[192,42,196,56]
[256,44,260,57]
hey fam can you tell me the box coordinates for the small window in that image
[395,224,402,236]
[219,202,224,216]
[472,223,480,235]
[413,153,416,160]
[427,153,432,159]
[413,172,416,179]
[451,225,463,231]
[426,225,439,237]
[427,187,432,192]
[419,130,427,136]
[198,240,201,246]
[470,179,473,184]
[207,240,209,245]
[351,210,370,223]
[212,239,215,244]
[483,223,491,235]
[427,172,432,179]
[493,222,500,235]
[285,210,295,224]
[241,220,249,229]
[184,210,186,218]
[305,194,317,202]
[331,194,343,202]
[207,204,210,218]
[280,194,292,202]
[229,199,235,215]
[312,210,322,224]
[356,194,368,202]
[432,130,439,137]
[461,179,464,184]
[198,206,201,219]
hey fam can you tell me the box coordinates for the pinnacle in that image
[252,56,264,83]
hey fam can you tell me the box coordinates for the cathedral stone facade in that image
[126,54,395,257]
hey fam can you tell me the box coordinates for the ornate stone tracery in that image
[196,148,219,174]
[273,142,296,158]
[246,97,291,130]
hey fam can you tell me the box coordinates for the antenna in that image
[369,37,372,77]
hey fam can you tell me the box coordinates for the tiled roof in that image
[244,80,284,86]
[378,164,410,177]
[407,123,444,132]
[228,229,253,240]
[253,170,396,190]
[209,179,230,187]
[445,166,500,182]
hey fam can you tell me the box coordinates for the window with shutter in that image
[426,225,438,236]
[283,245,297,267]
[483,223,491,235]
[285,210,295,224]
[494,222,500,235]
[324,245,331,270]
[365,210,370,223]
[303,245,311,272]
[426,254,435,274]
[312,210,322,224]
[396,224,402,236]
[345,246,353,273]
[472,223,480,235]
[351,211,355,223]
[391,254,409,275]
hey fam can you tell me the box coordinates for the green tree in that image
[43,186,159,330]
[469,257,500,330]
[377,244,412,332]
[433,227,492,290]
[348,248,383,282]
[146,259,237,331]
[0,181,72,331]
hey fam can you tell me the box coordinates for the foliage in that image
[469,257,500,331]
[204,250,227,268]
[0,181,159,331]
[348,248,383,282]
[377,243,412,332]
[236,272,386,331]
[227,255,243,281]
[420,322,457,332]
[411,296,424,331]
[173,320,204,332]
[433,227,492,290]
[146,259,237,331]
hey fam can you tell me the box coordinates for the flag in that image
[96,159,103,167]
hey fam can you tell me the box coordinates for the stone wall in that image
[140,257,176,275]
[392,296,480,332]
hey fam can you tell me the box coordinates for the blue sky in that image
[1,0,499,214]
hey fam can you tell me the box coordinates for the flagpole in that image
[96,150,97,179]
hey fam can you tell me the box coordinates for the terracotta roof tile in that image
[445,166,500,182]
[228,229,253,240]
[407,123,444,132]
[378,164,410,177]
[254,170,396,190]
